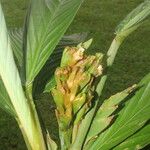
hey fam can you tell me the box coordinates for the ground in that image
[0,0,150,149]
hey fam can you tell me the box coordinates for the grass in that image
[0,0,150,149]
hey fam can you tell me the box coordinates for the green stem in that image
[107,35,123,67]
[20,83,47,150]
[59,127,72,150]
[17,118,33,150]
[72,124,79,143]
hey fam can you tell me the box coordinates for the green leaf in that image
[85,85,137,145]
[25,0,84,86]
[44,76,56,93]
[113,124,150,150]
[0,4,27,120]
[70,109,96,150]
[34,33,87,94]
[107,0,150,67]
[8,28,23,67]
[116,0,150,35]
[0,78,15,116]
[0,4,46,149]
[77,38,93,49]
[89,73,150,150]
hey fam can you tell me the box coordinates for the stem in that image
[56,109,72,150]
[107,35,124,67]
[17,118,33,150]
[59,128,72,150]
[20,82,47,150]
[72,124,79,143]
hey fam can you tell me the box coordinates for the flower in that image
[52,46,103,129]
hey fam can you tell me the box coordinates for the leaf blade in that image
[0,78,15,116]
[90,73,150,150]
[0,4,46,149]
[115,0,150,35]
[9,28,23,67]
[25,0,84,85]
[113,124,150,150]
[85,85,136,144]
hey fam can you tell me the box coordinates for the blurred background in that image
[0,0,150,149]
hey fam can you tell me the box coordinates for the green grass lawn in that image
[0,0,150,149]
